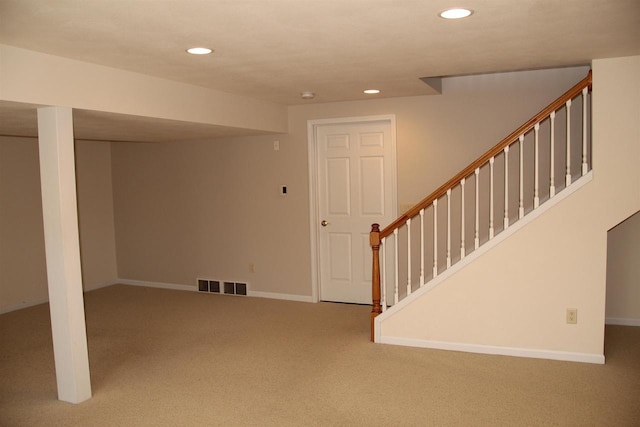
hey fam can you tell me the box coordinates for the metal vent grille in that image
[197,279,247,296]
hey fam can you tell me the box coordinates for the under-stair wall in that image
[606,211,640,326]
[375,56,640,363]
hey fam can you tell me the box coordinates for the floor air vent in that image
[198,279,247,296]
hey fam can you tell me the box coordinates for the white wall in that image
[0,44,287,134]
[606,211,640,325]
[0,137,118,312]
[75,140,118,289]
[109,67,588,298]
[377,56,640,363]
[0,137,48,311]
[110,136,309,297]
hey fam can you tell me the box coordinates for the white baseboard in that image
[117,279,315,303]
[247,290,314,303]
[1,279,314,314]
[84,279,121,292]
[606,317,640,326]
[1,279,121,314]
[0,297,50,315]
[117,278,196,292]
[379,336,605,365]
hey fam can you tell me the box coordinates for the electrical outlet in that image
[566,308,578,324]
[249,262,255,273]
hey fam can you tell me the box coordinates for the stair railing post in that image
[370,223,382,342]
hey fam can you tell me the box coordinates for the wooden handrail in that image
[369,71,592,341]
[379,70,592,240]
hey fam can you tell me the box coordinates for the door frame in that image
[307,115,398,303]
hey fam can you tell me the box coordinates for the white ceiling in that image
[0,0,639,141]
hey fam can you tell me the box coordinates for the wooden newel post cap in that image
[370,223,380,246]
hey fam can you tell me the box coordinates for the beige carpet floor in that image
[1,284,639,426]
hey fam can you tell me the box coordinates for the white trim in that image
[84,279,120,292]
[118,279,315,303]
[307,120,320,303]
[247,290,315,303]
[0,279,121,314]
[375,171,594,331]
[379,336,605,364]
[0,279,316,309]
[307,114,398,304]
[0,297,50,314]
[606,317,640,326]
[117,278,196,292]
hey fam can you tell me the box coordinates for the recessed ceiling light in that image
[186,47,213,55]
[364,89,380,94]
[301,91,315,99]
[439,8,473,19]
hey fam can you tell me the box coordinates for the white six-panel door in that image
[314,118,396,304]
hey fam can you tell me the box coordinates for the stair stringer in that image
[374,171,607,364]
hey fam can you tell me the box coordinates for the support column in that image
[37,106,92,404]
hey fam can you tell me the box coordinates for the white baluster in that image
[460,178,466,259]
[489,157,495,239]
[582,87,588,176]
[406,218,412,296]
[393,228,399,305]
[504,146,510,230]
[381,237,386,312]
[474,168,480,249]
[446,189,451,269]
[534,123,540,209]
[518,135,524,219]
[433,199,438,278]
[565,99,572,187]
[550,111,556,198]
[419,208,425,286]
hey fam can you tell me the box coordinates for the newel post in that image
[370,223,382,342]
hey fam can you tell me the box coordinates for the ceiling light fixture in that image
[439,8,473,19]
[364,89,380,94]
[300,91,315,99]
[186,47,213,55]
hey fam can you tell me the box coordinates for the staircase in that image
[369,72,593,346]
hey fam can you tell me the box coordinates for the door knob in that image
[321,220,329,227]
